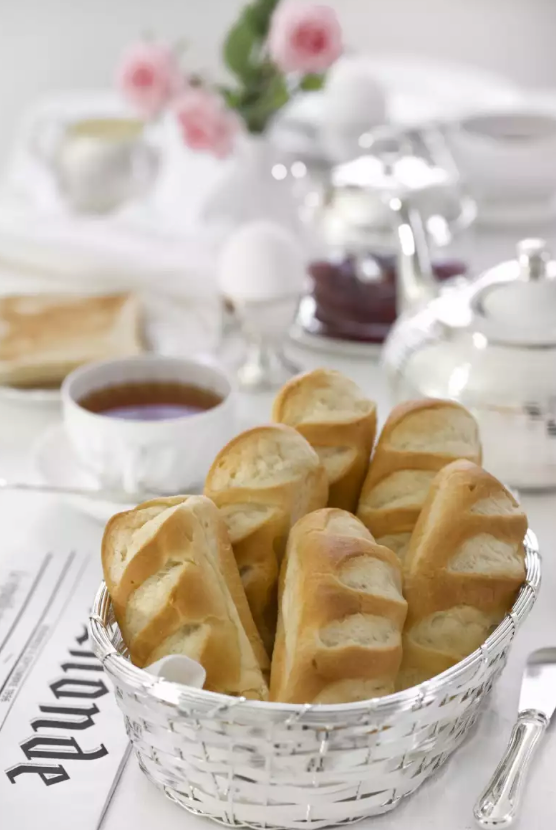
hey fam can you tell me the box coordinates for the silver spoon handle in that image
[0,478,155,504]
[474,710,548,828]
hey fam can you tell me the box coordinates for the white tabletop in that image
[0,231,554,829]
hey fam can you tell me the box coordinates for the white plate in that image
[476,195,556,228]
[33,423,136,523]
[0,291,220,407]
[0,382,61,406]
[289,324,382,360]
[289,322,382,361]
[277,55,521,141]
[288,295,382,360]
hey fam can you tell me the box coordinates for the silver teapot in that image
[384,226,556,490]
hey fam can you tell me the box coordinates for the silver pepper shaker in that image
[218,220,305,391]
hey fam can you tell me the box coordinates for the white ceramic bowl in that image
[61,355,236,493]
[448,110,556,206]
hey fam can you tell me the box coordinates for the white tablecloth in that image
[0,224,554,828]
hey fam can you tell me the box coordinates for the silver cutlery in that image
[474,647,556,828]
[0,477,158,504]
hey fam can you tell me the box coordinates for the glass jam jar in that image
[297,129,475,344]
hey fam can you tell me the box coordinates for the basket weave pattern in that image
[89,532,540,830]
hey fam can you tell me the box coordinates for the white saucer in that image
[33,423,137,523]
[289,297,383,360]
[0,291,220,408]
[476,195,556,227]
[289,322,382,360]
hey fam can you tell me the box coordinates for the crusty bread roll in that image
[102,495,269,699]
[204,424,328,655]
[398,460,527,690]
[270,509,408,704]
[357,399,482,563]
[272,368,377,512]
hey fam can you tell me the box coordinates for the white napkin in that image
[0,91,223,299]
[145,654,206,689]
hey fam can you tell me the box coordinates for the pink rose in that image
[269,2,342,74]
[174,88,240,159]
[117,42,184,118]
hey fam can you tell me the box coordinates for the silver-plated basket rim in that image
[89,529,540,718]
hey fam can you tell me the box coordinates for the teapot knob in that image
[517,238,551,281]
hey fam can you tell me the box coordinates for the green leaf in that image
[223,16,258,82]
[244,0,280,37]
[238,73,290,133]
[300,74,325,92]
[222,0,281,86]
[218,86,243,110]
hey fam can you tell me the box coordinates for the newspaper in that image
[0,549,130,829]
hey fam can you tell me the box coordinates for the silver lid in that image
[468,239,556,346]
[314,128,476,253]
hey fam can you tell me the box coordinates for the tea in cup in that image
[61,355,236,493]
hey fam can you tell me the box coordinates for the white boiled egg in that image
[218,220,307,302]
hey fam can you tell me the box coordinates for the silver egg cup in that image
[230,294,302,391]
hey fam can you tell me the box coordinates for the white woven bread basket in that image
[89,530,540,830]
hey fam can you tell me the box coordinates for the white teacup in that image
[61,356,236,494]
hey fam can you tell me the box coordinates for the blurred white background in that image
[1,0,556,166]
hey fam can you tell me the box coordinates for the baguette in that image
[270,509,408,704]
[398,460,527,690]
[102,494,269,699]
[272,368,377,512]
[204,424,328,655]
[357,399,481,562]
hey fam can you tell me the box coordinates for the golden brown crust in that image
[398,460,527,689]
[270,508,408,704]
[0,293,142,387]
[357,399,482,558]
[204,424,328,655]
[102,494,269,699]
[272,369,377,512]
